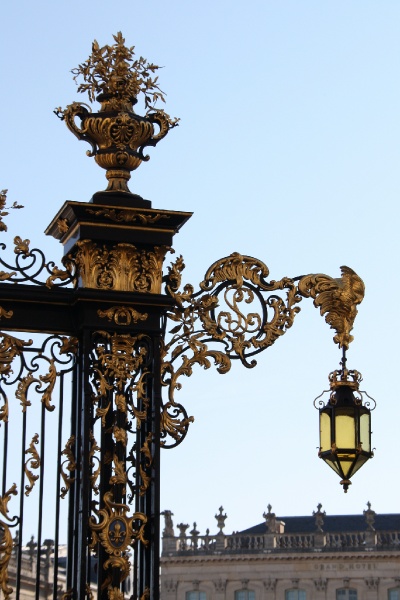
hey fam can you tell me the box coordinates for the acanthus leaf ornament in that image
[297,266,365,350]
[24,433,41,496]
[60,435,77,499]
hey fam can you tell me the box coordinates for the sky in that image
[1,1,400,540]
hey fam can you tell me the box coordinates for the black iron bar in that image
[15,408,28,600]
[34,401,47,600]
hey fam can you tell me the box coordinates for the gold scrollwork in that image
[46,265,74,288]
[0,308,13,320]
[39,359,57,412]
[161,254,365,447]
[16,372,37,413]
[98,306,148,326]
[24,434,40,496]
[89,432,101,495]
[0,333,33,377]
[108,588,124,600]
[109,455,127,486]
[0,484,18,600]
[60,436,77,499]
[87,207,170,226]
[67,240,167,293]
[297,266,365,349]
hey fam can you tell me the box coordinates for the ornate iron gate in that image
[0,186,191,600]
[0,33,369,600]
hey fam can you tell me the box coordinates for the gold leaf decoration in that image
[109,455,127,486]
[67,240,167,293]
[298,266,365,349]
[24,434,40,496]
[60,436,77,499]
[89,432,101,495]
[39,359,57,411]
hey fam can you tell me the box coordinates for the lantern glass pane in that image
[360,412,371,452]
[324,458,341,476]
[336,453,356,477]
[335,411,356,448]
[349,453,368,477]
[320,411,331,452]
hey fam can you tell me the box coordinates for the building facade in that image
[160,504,400,600]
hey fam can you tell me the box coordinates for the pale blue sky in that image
[1,1,400,537]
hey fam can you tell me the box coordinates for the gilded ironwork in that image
[98,306,148,325]
[0,484,18,600]
[0,34,369,600]
[89,432,101,495]
[87,207,170,225]
[60,435,77,499]
[66,240,167,292]
[0,307,13,320]
[0,190,23,233]
[57,218,70,234]
[0,333,33,378]
[161,254,365,447]
[55,33,178,194]
[24,434,41,496]
[0,237,74,288]
[297,266,365,350]
[89,491,147,582]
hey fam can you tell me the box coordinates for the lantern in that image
[316,365,375,492]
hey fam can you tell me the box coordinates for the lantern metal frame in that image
[314,349,376,492]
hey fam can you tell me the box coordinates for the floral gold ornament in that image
[55,32,178,195]
[98,306,148,325]
[0,190,23,233]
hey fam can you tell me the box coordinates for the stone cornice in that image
[160,551,400,566]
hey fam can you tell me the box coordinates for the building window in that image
[235,591,255,600]
[336,590,357,600]
[285,591,306,600]
[186,593,206,600]
[389,590,400,600]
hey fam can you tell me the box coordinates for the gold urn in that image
[56,33,178,197]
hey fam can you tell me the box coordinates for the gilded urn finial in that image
[55,32,178,198]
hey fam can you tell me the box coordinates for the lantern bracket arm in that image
[160,254,365,449]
